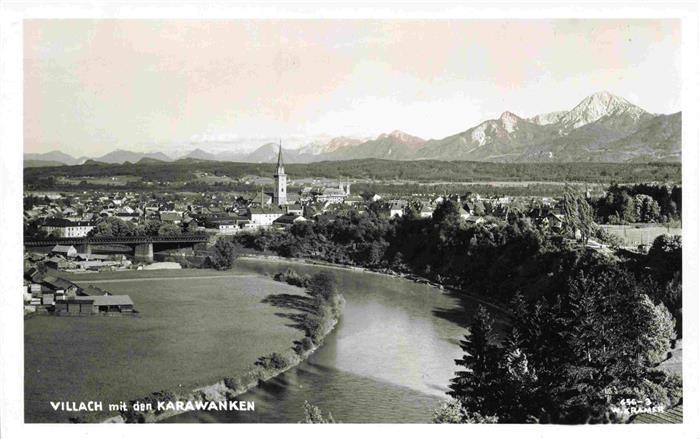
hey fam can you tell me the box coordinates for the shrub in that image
[432,400,463,424]
[432,399,498,424]
[301,401,336,423]
[223,377,244,392]
[308,272,337,301]
[209,238,241,270]
[255,352,290,370]
[274,269,311,287]
[293,337,315,355]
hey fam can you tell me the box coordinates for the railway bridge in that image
[24,234,210,263]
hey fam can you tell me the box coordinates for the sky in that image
[24,19,681,157]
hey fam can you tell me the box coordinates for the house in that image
[92,295,134,313]
[62,207,77,217]
[465,216,485,225]
[54,294,134,315]
[204,218,240,235]
[50,245,78,259]
[45,255,76,270]
[40,218,94,238]
[272,213,307,229]
[25,267,41,283]
[159,211,183,224]
[419,205,434,218]
[315,186,348,204]
[41,276,74,291]
[114,212,139,223]
[286,202,304,216]
[41,292,55,305]
[54,297,95,315]
[545,212,566,230]
[382,200,407,218]
[248,206,285,227]
[343,194,364,206]
[29,283,42,296]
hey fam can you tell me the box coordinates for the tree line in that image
[25,159,681,189]
[592,183,681,224]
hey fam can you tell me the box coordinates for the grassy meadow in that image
[600,224,682,247]
[24,268,307,422]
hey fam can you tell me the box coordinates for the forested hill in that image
[24,158,681,185]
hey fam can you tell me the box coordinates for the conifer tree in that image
[449,305,500,417]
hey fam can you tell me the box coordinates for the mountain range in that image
[24,92,681,167]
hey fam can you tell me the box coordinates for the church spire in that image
[273,139,287,205]
[276,140,284,173]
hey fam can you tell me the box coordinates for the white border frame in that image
[1,2,698,439]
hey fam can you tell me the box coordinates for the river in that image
[164,258,491,423]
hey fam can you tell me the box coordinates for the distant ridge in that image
[23,160,66,168]
[24,92,681,165]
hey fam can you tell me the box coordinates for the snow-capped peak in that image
[498,111,521,133]
[527,110,567,126]
[559,91,647,128]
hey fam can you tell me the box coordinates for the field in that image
[24,268,307,423]
[600,224,682,247]
[194,172,237,184]
[57,175,142,186]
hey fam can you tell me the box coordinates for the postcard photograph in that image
[1,4,698,436]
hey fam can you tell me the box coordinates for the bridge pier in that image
[134,243,154,263]
[74,243,92,256]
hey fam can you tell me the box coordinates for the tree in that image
[554,267,677,423]
[648,234,682,281]
[301,401,336,423]
[449,305,501,418]
[562,186,596,245]
[497,327,539,422]
[209,238,240,270]
[619,192,639,223]
[89,216,135,237]
[432,199,461,225]
[636,194,661,223]
[142,219,163,236]
[308,272,336,301]
[641,296,676,365]
[157,223,181,237]
[183,220,200,234]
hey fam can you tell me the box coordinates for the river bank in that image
[237,254,512,316]
[99,271,344,424]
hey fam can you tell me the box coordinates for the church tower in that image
[273,142,287,205]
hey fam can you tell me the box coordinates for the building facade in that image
[249,206,285,226]
[40,218,94,238]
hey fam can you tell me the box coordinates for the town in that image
[22,144,681,319]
